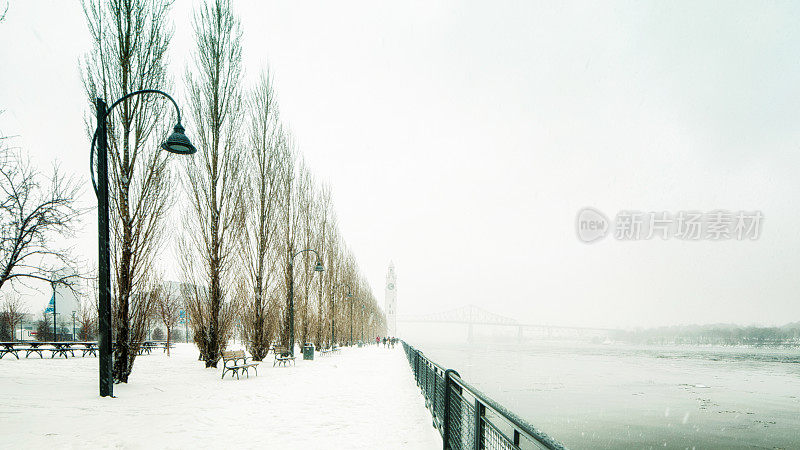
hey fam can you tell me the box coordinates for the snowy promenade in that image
[0,344,441,449]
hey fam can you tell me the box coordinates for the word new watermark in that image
[576,207,763,243]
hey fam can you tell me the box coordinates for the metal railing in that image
[402,341,568,450]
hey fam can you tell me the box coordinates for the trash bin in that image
[303,343,315,360]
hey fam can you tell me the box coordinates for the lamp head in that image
[162,123,197,155]
[314,261,324,272]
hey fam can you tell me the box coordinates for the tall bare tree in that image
[277,137,300,349]
[323,219,341,347]
[82,0,175,383]
[239,72,283,361]
[313,184,332,348]
[296,162,316,347]
[181,0,244,367]
[341,250,359,345]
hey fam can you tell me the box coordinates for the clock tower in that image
[385,262,397,336]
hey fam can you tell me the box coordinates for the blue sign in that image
[44,291,55,314]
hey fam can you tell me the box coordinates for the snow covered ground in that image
[0,343,441,449]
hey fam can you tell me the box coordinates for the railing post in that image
[426,364,431,401]
[432,370,437,424]
[443,369,460,450]
[473,399,484,450]
[415,351,420,386]
[427,364,432,410]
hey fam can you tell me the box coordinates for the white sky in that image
[2,0,800,328]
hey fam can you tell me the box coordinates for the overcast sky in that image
[2,0,800,328]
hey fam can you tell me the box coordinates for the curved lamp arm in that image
[291,248,321,261]
[290,248,324,272]
[107,89,183,124]
[90,89,192,196]
[332,281,353,298]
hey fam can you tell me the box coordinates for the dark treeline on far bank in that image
[610,322,800,346]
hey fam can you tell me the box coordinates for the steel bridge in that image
[397,304,618,343]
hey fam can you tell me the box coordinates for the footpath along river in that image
[410,340,800,449]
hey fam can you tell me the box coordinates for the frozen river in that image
[409,340,800,449]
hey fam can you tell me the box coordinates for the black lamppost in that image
[360,304,365,344]
[47,278,75,341]
[349,294,355,346]
[72,311,77,341]
[50,281,58,341]
[331,283,352,347]
[287,249,323,356]
[91,89,196,398]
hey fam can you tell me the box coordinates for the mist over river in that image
[408,340,800,449]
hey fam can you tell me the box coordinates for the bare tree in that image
[239,72,283,361]
[340,250,359,345]
[153,283,179,355]
[0,293,28,341]
[323,220,342,347]
[77,294,97,341]
[0,145,82,292]
[82,0,175,383]
[278,138,300,350]
[181,0,245,368]
[313,184,332,348]
[35,310,52,341]
[296,162,316,348]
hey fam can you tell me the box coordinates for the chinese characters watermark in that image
[576,208,763,243]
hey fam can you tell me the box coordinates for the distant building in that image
[41,279,81,339]
[384,262,397,336]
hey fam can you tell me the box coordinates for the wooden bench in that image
[273,346,295,367]
[221,350,259,380]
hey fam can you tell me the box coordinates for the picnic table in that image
[0,341,20,359]
[0,341,99,359]
[137,341,175,354]
[0,341,176,360]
